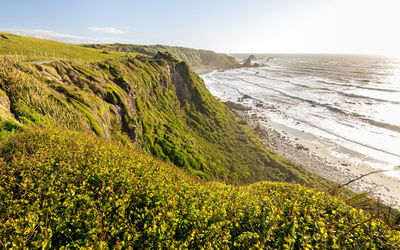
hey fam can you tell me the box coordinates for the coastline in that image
[224,102,400,210]
[193,67,215,75]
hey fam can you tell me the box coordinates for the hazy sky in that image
[1,0,399,55]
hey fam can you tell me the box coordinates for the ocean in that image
[201,54,400,179]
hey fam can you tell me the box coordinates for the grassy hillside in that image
[84,43,239,69]
[0,32,128,62]
[0,33,331,187]
[0,128,398,248]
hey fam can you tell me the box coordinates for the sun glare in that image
[334,0,400,56]
[266,0,400,55]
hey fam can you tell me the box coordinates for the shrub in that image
[0,128,399,248]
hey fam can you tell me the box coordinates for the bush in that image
[0,128,399,248]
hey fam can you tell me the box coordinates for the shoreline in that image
[193,67,216,75]
[225,103,400,210]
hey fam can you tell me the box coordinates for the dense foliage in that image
[0,128,399,249]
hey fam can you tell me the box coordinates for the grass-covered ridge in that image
[0,128,399,248]
[84,43,238,69]
[0,33,330,186]
[0,32,128,62]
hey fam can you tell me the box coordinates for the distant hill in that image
[83,43,239,69]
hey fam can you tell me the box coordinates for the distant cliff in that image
[83,44,239,69]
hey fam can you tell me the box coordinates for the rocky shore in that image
[224,101,400,210]
[193,54,266,75]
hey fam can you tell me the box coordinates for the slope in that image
[0,128,398,248]
[0,33,331,187]
[0,32,128,62]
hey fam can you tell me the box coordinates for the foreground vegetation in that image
[0,128,399,248]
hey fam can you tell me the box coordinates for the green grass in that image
[0,32,130,62]
[69,98,104,137]
[0,128,398,248]
[0,115,21,140]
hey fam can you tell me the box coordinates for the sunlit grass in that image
[0,32,131,62]
[0,128,398,248]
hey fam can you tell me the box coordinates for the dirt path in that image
[25,59,62,64]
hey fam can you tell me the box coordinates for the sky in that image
[1,0,400,55]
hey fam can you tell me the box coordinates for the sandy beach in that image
[224,102,400,210]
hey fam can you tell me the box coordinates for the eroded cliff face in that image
[170,62,199,106]
[0,89,16,127]
[0,89,10,110]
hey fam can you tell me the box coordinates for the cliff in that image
[83,43,239,69]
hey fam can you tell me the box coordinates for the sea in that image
[201,54,400,179]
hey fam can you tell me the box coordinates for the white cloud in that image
[0,28,136,44]
[0,28,88,43]
[88,26,128,34]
